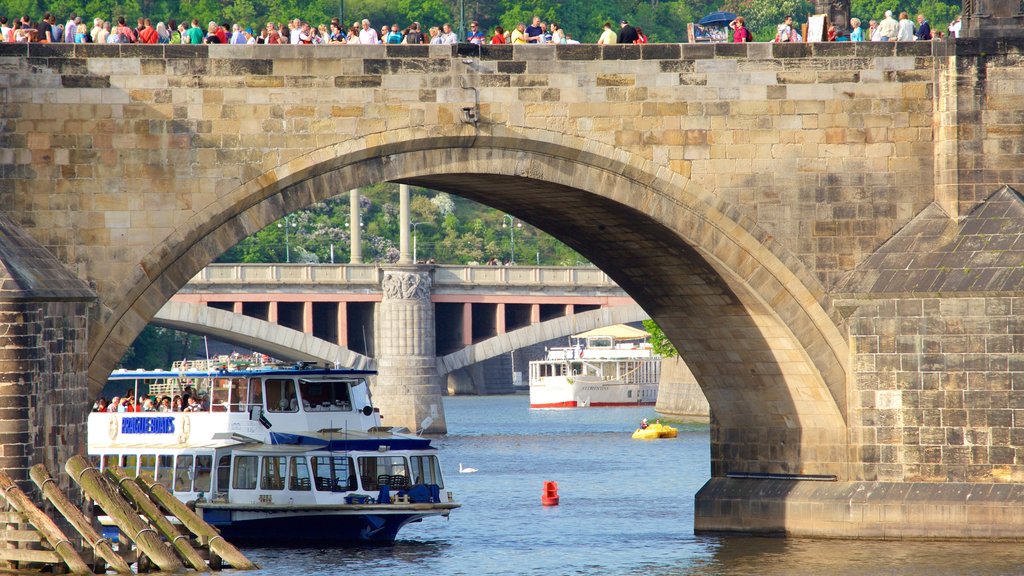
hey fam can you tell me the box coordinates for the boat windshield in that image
[298,379,354,412]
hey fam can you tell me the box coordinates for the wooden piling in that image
[29,464,133,574]
[104,468,208,572]
[134,476,257,570]
[0,471,91,574]
[65,455,184,573]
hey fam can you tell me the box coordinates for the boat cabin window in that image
[211,378,230,412]
[230,378,249,412]
[248,378,263,408]
[195,455,213,492]
[232,455,258,490]
[298,380,352,412]
[265,378,298,413]
[409,455,444,488]
[216,455,231,492]
[260,456,287,490]
[312,456,354,492]
[588,336,613,348]
[358,456,408,491]
[139,454,156,479]
[174,455,193,492]
[156,455,174,490]
[289,457,311,491]
[120,455,138,475]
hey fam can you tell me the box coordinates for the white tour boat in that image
[528,325,661,408]
[88,356,458,545]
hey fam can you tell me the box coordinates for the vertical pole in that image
[399,184,412,264]
[349,189,362,264]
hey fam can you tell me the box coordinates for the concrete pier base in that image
[695,478,1024,540]
[373,267,447,434]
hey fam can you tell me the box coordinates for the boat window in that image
[409,455,444,489]
[265,378,298,413]
[120,455,138,475]
[312,456,353,492]
[102,455,117,470]
[230,378,249,412]
[156,455,174,490]
[139,454,156,479]
[248,378,263,408]
[260,456,287,490]
[232,455,258,490]
[358,456,408,491]
[571,362,583,374]
[195,455,213,492]
[216,455,231,492]
[289,457,311,491]
[174,455,193,492]
[298,380,352,412]
[211,378,230,412]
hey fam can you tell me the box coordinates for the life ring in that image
[108,415,119,441]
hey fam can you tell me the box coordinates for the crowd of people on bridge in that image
[0,9,963,46]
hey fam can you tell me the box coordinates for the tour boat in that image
[528,325,661,409]
[88,356,459,545]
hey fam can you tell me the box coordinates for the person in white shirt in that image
[948,15,961,38]
[896,11,915,41]
[439,23,458,44]
[289,18,302,44]
[358,19,379,44]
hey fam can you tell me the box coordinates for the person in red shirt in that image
[215,22,228,44]
[490,25,506,43]
[729,17,753,42]
[138,18,158,43]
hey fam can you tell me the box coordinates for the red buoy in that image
[541,480,560,506]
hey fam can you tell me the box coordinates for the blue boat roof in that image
[108,367,377,380]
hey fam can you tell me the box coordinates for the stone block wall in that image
[849,297,1024,483]
[0,300,89,491]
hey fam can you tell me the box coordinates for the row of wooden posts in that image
[0,455,256,573]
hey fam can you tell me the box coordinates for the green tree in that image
[642,319,678,358]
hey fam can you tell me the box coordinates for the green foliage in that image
[120,326,204,369]
[215,183,588,266]
[851,0,960,25]
[642,319,678,358]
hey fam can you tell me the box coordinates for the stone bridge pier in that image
[374,267,446,434]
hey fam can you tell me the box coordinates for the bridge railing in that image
[190,263,617,288]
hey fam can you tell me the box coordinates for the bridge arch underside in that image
[91,136,850,478]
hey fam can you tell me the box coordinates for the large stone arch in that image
[89,128,850,477]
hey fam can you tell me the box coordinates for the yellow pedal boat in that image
[631,422,678,440]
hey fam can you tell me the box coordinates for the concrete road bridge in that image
[170,263,631,357]
[3,20,1024,538]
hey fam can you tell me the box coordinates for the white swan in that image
[459,463,478,474]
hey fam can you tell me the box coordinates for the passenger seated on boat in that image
[640,418,649,430]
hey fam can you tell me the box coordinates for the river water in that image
[243,395,1024,575]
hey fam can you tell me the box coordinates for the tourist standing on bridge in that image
[877,10,898,40]
[915,14,932,40]
[617,20,639,43]
[525,16,543,43]
[896,11,914,41]
[490,26,506,43]
[358,19,378,44]
[849,18,863,41]
[439,23,458,44]
[597,22,617,45]
[729,17,753,42]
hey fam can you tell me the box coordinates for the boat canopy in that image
[571,324,649,341]
[108,367,377,380]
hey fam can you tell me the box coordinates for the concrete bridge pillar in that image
[398,184,412,264]
[373,267,447,434]
[349,189,362,264]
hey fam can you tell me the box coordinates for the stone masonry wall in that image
[849,297,1024,483]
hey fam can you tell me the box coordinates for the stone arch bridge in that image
[2,38,1024,538]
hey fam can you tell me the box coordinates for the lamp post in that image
[501,215,522,265]
[411,221,431,263]
[277,216,297,263]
